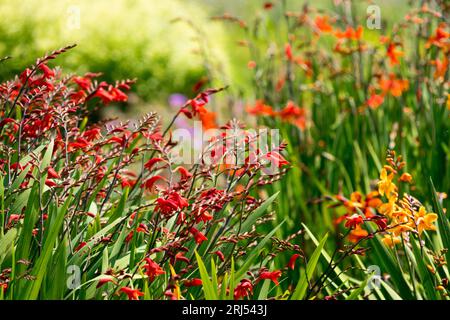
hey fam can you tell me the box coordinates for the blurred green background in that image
[0,0,410,116]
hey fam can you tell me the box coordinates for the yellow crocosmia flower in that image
[378,168,396,199]
[378,197,397,217]
[414,207,438,234]
[382,235,402,248]
[389,223,415,236]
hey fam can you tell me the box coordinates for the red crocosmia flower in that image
[189,227,208,245]
[120,287,145,300]
[68,137,91,152]
[82,127,102,141]
[366,94,384,109]
[213,250,225,262]
[345,214,364,229]
[96,277,116,289]
[142,258,165,282]
[47,166,60,179]
[110,87,128,102]
[38,63,55,79]
[288,254,301,270]
[73,76,92,90]
[94,87,115,104]
[120,177,136,189]
[174,166,193,181]
[155,191,189,216]
[247,60,257,69]
[141,175,167,192]
[198,188,226,211]
[45,179,57,187]
[234,279,253,300]
[144,158,165,171]
[184,278,203,287]
[19,68,32,85]
[74,241,87,252]
[285,43,293,61]
[195,209,213,224]
[259,270,282,285]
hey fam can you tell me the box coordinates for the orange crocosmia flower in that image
[386,42,404,65]
[426,23,449,49]
[199,110,217,130]
[430,54,449,80]
[334,25,363,40]
[315,15,333,33]
[399,173,412,183]
[246,100,276,116]
[366,94,384,109]
[379,74,409,97]
[348,225,368,243]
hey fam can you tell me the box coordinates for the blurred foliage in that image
[0,0,230,102]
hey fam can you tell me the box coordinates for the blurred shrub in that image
[0,0,230,102]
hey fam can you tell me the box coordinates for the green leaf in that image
[240,192,279,233]
[21,194,71,299]
[0,228,17,265]
[195,250,218,300]
[430,178,450,267]
[235,220,285,280]
[291,233,328,300]
[346,278,368,300]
